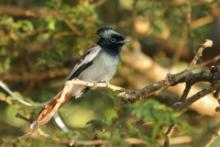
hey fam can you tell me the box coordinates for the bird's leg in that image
[88,80,98,89]
[99,80,111,88]
[103,81,124,91]
[105,81,110,88]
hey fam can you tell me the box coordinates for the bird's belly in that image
[78,52,119,82]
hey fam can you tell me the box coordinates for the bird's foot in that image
[88,81,98,89]
[98,80,110,88]
[105,81,110,88]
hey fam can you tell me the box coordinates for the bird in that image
[33,27,128,127]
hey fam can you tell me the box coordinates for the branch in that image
[67,79,124,91]
[189,39,213,69]
[119,68,220,100]
[26,130,191,146]
[204,126,220,147]
[120,40,217,108]
[0,81,46,107]
[164,125,176,147]
[0,6,58,18]
[2,68,70,81]
[174,83,220,110]
[0,81,70,132]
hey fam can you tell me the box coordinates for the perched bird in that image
[34,27,128,127]
[65,27,128,97]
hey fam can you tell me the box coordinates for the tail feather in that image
[32,84,85,129]
[35,91,71,127]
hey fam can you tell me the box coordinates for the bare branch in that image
[0,81,69,133]
[204,126,220,147]
[0,6,58,18]
[164,125,176,147]
[175,83,220,110]
[189,39,213,69]
[2,68,70,81]
[68,79,124,91]
[0,81,46,107]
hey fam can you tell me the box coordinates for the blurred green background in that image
[0,0,220,146]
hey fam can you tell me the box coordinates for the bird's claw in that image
[105,81,110,88]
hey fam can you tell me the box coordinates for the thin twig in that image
[0,80,69,133]
[189,39,213,69]
[2,68,70,81]
[91,0,106,8]
[204,127,220,147]
[0,81,46,107]
[175,83,220,111]
[120,39,215,103]
[164,125,176,147]
[0,6,58,18]
[196,54,220,68]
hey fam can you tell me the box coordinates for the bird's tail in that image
[30,83,85,130]
[32,91,72,128]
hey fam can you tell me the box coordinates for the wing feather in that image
[66,45,101,80]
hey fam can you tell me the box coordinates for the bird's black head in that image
[96,27,128,49]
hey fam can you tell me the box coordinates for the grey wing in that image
[66,45,102,80]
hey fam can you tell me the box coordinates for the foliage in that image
[0,0,220,146]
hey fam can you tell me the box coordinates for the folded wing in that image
[66,45,102,80]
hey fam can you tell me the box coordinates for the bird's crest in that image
[96,27,115,37]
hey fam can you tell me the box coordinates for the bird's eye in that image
[110,38,117,43]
